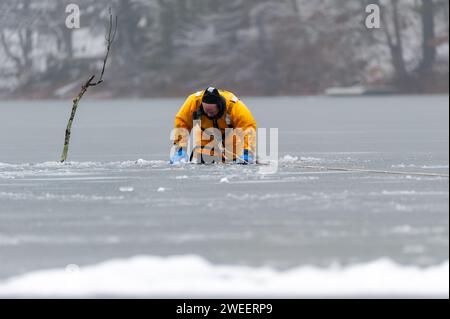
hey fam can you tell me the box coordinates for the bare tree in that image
[60,12,118,163]
[375,0,441,91]
[0,0,35,87]
[417,0,436,75]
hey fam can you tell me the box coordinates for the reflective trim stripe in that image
[225,113,232,127]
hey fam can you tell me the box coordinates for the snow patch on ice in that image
[299,156,323,163]
[279,155,332,164]
[280,155,299,163]
[227,193,309,201]
[392,163,449,169]
[392,163,418,168]
[0,159,165,171]
[379,190,449,196]
[422,165,449,169]
[0,255,447,297]
[390,225,446,236]
[0,160,167,179]
[394,204,413,212]
[0,192,124,202]
[0,162,18,169]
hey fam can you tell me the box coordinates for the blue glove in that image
[237,149,254,165]
[170,148,188,164]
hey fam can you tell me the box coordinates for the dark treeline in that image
[0,0,448,99]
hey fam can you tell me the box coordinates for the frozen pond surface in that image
[0,95,448,297]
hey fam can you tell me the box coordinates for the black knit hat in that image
[202,87,222,104]
[201,87,226,119]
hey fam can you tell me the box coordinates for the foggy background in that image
[0,0,448,99]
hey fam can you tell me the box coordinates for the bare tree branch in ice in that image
[60,10,118,163]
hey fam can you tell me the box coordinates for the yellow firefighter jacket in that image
[173,90,256,159]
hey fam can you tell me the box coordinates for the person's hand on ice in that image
[236,149,254,165]
[170,148,188,164]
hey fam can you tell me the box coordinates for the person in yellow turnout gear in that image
[170,87,257,164]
